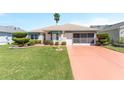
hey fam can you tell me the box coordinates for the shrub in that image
[12,32,29,47]
[55,42,59,45]
[118,37,124,44]
[61,41,66,45]
[43,40,50,45]
[97,33,109,39]
[11,42,18,45]
[12,38,30,44]
[12,32,27,38]
[33,40,41,44]
[96,41,101,46]
[27,40,41,46]
[96,33,110,46]
[27,40,35,46]
[112,42,124,47]
[49,41,54,45]
[43,40,54,45]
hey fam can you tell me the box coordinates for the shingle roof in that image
[91,21,124,31]
[31,24,99,32]
[0,26,25,33]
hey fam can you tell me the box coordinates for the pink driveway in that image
[67,46,124,80]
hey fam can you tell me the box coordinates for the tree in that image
[54,13,60,25]
[53,13,62,51]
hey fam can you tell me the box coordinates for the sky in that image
[0,13,124,31]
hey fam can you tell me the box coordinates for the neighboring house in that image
[31,24,99,45]
[91,22,124,42]
[0,26,25,45]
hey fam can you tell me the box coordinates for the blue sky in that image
[0,13,124,31]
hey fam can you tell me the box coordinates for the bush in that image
[43,40,54,45]
[33,40,41,44]
[12,38,30,44]
[27,40,35,46]
[96,41,101,46]
[61,41,66,45]
[96,33,110,46]
[112,43,124,47]
[12,32,29,47]
[118,37,124,44]
[49,41,54,45]
[43,40,50,45]
[27,40,41,46]
[12,32,27,38]
[97,34,109,39]
[55,42,59,45]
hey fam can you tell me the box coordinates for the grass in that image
[104,45,124,53]
[0,45,73,80]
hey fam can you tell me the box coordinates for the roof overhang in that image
[31,24,99,33]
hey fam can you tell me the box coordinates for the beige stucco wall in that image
[120,27,124,38]
[64,33,73,45]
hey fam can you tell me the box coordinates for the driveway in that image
[67,46,124,80]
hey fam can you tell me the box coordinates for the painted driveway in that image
[67,46,124,80]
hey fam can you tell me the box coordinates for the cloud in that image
[70,18,122,27]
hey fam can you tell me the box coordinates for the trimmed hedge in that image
[55,42,59,45]
[43,40,54,45]
[43,40,66,46]
[27,40,35,46]
[33,40,41,44]
[96,33,110,46]
[43,40,50,45]
[112,43,124,47]
[61,41,66,45]
[12,32,29,46]
[12,38,30,44]
[97,33,109,39]
[12,32,27,38]
[27,40,42,46]
[49,41,54,45]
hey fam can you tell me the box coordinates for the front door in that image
[73,33,94,45]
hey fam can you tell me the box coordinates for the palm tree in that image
[54,13,60,25]
[53,13,62,51]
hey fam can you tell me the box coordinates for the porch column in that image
[60,31,64,41]
[94,33,96,45]
[50,33,53,40]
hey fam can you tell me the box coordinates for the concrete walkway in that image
[67,46,124,80]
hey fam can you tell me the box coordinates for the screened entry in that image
[73,33,94,44]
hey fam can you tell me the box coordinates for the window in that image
[81,34,87,38]
[88,33,94,38]
[31,34,39,39]
[35,34,38,39]
[73,33,80,38]
[31,34,34,39]
[50,33,53,40]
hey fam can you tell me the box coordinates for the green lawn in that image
[104,45,124,53]
[0,45,73,80]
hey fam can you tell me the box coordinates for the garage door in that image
[73,33,94,45]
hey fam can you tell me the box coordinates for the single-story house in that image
[1,21,124,45]
[91,21,124,42]
[0,26,25,45]
[31,24,99,45]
